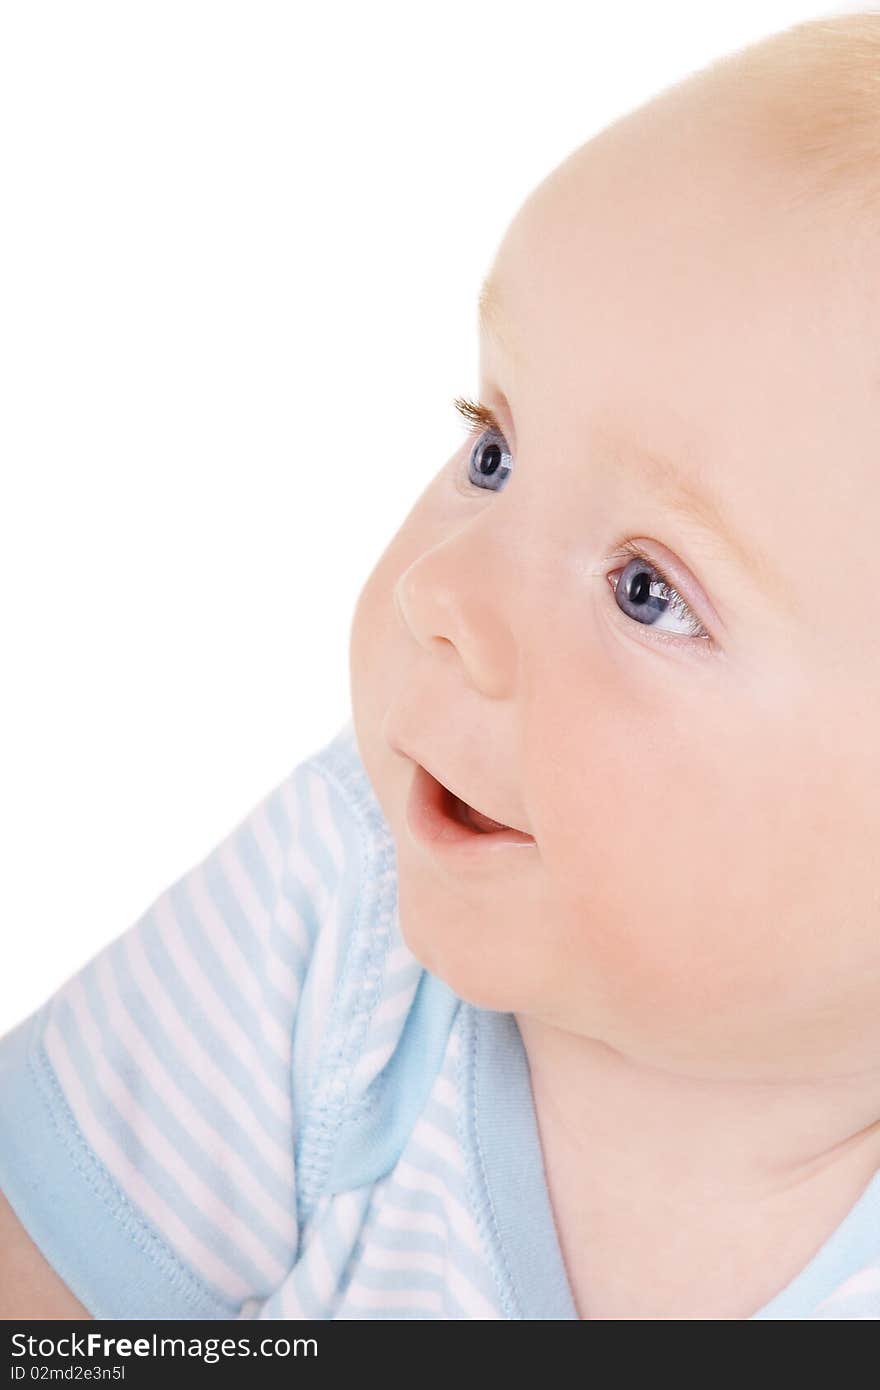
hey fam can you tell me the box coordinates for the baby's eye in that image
[452,395,513,493]
[465,425,513,493]
[450,396,712,650]
[609,546,711,642]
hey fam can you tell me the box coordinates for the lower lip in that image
[405,760,537,858]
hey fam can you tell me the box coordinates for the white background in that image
[0,0,858,1031]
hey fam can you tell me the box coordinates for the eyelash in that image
[451,394,713,651]
[452,394,504,438]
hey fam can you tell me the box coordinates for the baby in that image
[3,11,880,1321]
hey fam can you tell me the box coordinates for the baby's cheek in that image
[530,736,782,1028]
[533,699,878,1069]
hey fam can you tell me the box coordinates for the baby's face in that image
[350,80,880,1080]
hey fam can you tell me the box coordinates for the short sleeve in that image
[0,720,371,1320]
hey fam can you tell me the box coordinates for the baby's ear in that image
[0,1187,92,1319]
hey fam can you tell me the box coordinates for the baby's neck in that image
[516,1012,880,1320]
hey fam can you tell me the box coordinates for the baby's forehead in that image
[478,109,880,658]
[500,74,880,398]
[486,137,864,421]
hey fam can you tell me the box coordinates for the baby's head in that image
[350,13,880,1084]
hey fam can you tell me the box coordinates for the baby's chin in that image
[394,874,826,1079]
[394,873,574,1016]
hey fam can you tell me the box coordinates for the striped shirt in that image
[1,717,879,1319]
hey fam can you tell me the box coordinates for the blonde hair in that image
[681,9,880,214]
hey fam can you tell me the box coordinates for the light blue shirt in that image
[0,718,878,1318]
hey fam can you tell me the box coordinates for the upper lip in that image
[391,740,534,838]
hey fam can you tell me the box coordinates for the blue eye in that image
[450,396,713,650]
[452,395,513,493]
[608,542,711,643]
[465,426,513,492]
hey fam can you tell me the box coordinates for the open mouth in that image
[405,760,537,852]
[443,786,511,834]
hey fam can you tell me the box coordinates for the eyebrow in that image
[476,274,797,619]
[478,274,517,361]
[601,434,798,620]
